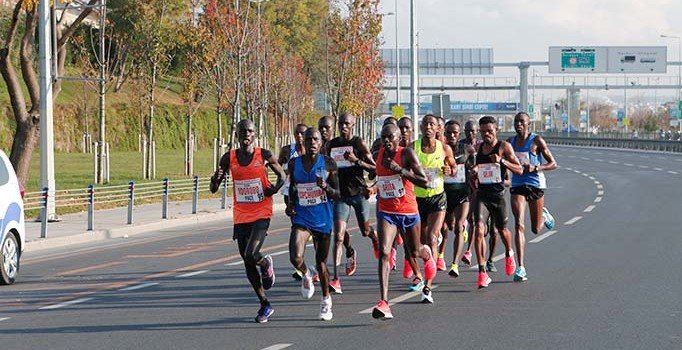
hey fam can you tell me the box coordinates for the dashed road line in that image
[564,216,583,225]
[624,163,633,167]
[597,184,603,189]
[40,297,94,310]
[584,205,596,212]
[594,197,602,203]
[118,282,159,292]
[609,161,619,164]
[595,159,604,162]
[529,230,558,243]
[668,170,679,174]
[176,270,209,278]
[588,176,596,180]
[654,167,663,171]
[580,157,590,160]
[358,284,441,314]
[261,344,293,350]
[597,190,604,195]
[470,253,506,270]
[0,317,10,322]
[638,165,649,169]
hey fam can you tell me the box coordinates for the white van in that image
[0,150,25,285]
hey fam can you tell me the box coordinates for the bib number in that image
[444,164,466,184]
[515,151,530,165]
[377,175,405,199]
[477,163,502,184]
[424,168,443,189]
[296,183,328,207]
[330,146,354,168]
[235,178,265,203]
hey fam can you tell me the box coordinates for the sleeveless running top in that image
[281,143,300,196]
[414,139,445,198]
[376,147,418,215]
[291,155,333,234]
[230,148,273,224]
[445,140,468,190]
[475,142,506,195]
[510,133,544,188]
[327,136,366,198]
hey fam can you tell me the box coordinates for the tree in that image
[0,0,98,184]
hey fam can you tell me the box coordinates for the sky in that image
[378,0,682,104]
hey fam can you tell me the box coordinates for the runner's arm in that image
[263,149,285,196]
[534,136,558,172]
[500,142,524,176]
[399,147,429,188]
[322,156,341,200]
[210,152,230,193]
[277,145,289,168]
[345,139,377,173]
[442,144,457,176]
[287,158,296,206]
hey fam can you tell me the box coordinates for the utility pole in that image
[395,0,400,105]
[39,0,57,220]
[410,0,419,137]
[97,0,108,184]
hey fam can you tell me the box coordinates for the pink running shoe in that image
[371,299,393,320]
[478,272,492,289]
[389,248,397,271]
[505,256,516,276]
[423,246,437,280]
[461,250,472,266]
[329,279,343,294]
[402,259,414,279]
[436,256,446,271]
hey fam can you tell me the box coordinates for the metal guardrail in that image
[499,132,682,153]
[24,174,280,237]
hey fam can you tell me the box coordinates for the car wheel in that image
[1,233,19,285]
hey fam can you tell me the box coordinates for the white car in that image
[0,150,25,285]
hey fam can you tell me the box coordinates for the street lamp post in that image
[394,0,400,106]
[661,34,682,134]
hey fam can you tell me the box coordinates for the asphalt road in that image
[1,145,681,350]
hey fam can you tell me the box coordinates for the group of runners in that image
[209,111,558,323]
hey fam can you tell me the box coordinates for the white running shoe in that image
[319,296,333,321]
[421,288,434,304]
[301,271,315,299]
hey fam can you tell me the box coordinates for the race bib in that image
[330,146,354,168]
[424,167,443,189]
[377,175,405,199]
[444,164,466,184]
[515,152,530,165]
[538,171,547,189]
[477,163,502,184]
[234,178,264,203]
[296,182,327,207]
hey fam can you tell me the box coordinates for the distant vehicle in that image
[0,150,25,285]
[620,55,636,63]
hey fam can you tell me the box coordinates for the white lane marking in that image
[0,317,9,322]
[638,165,649,169]
[668,171,679,174]
[582,173,590,177]
[609,161,619,164]
[595,159,604,162]
[624,163,633,167]
[564,216,583,225]
[118,282,159,292]
[564,167,573,171]
[597,190,604,195]
[359,285,440,314]
[226,261,243,266]
[588,176,596,180]
[597,184,603,189]
[654,167,663,171]
[594,197,602,203]
[261,344,293,350]
[584,205,596,212]
[39,297,94,310]
[176,270,209,278]
[226,245,313,266]
[580,157,590,160]
[529,230,558,243]
[470,253,506,270]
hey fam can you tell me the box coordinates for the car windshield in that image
[0,157,9,186]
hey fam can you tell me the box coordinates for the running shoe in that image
[423,246,437,280]
[255,303,274,323]
[462,230,468,243]
[448,263,460,278]
[389,248,397,271]
[437,232,443,246]
[292,269,303,281]
[421,287,434,304]
[485,259,497,273]
[461,250,472,266]
[260,255,275,290]
[372,299,393,320]
[301,272,315,299]
[395,233,403,246]
[542,207,556,230]
[372,237,380,259]
[345,248,357,276]
[505,255,516,276]
[329,278,343,294]
[319,296,333,321]
[513,266,528,282]
[402,259,414,279]
[408,277,425,292]
[477,272,492,289]
[437,255,446,271]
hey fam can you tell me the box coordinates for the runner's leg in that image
[378,219,398,302]
[289,226,311,275]
[314,233,332,297]
[239,222,269,304]
[511,193,527,267]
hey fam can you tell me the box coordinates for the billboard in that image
[549,46,667,74]
[381,48,494,76]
